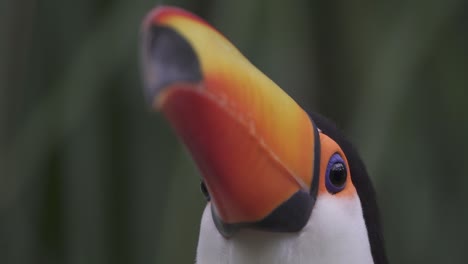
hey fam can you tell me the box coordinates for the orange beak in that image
[141,6,319,234]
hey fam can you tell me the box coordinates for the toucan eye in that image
[325,153,347,194]
[200,181,211,201]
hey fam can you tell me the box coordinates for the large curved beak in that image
[141,6,318,230]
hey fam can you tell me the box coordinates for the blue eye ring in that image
[325,153,347,194]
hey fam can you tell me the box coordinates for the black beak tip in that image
[140,25,202,107]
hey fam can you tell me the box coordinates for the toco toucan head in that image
[141,6,387,264]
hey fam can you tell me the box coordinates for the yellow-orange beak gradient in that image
[141,6,318,229]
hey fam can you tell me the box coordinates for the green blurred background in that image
[1,0,467,263]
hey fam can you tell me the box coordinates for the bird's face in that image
[141,6,384,264]
[194,129,373,263]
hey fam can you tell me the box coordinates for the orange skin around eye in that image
[318,133,357,198]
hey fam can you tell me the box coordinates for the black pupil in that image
[200,182,210,201]
[330,163,347,187]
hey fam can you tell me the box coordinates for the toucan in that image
[141,6,387,264]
